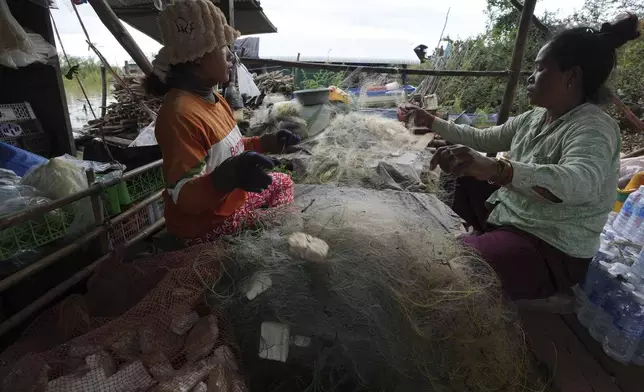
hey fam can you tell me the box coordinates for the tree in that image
[427,0,643,124]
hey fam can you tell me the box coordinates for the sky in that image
[49,0,586,66]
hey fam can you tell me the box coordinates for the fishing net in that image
[299,112,439,193]
[0,181,536,391]
[0,245,245,392]
[200,185,539,392]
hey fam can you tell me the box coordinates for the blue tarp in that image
[0,142,46,177]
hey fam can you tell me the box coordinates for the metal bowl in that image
[294,88,330,106]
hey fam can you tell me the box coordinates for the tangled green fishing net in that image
[196,198,540,392]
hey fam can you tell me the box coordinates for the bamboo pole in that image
[496,0,537,126]
[509,0,644,132]
[87,0,153,75]
[0,191,163,294]
[100,65,107,118]
[0,160,163,232]
[0,219,166,338]
[508,0,549,37]
[240,57,530,77]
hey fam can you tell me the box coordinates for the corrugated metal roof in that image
[106,0,276,42]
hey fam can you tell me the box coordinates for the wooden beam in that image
[88,0,153,75]
[509,0,550,37]
[497,0,537,126]
[241,57,531,77]
[509,0,644,132]
[220,0,235,27]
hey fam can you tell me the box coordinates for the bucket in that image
[613,172,644,212]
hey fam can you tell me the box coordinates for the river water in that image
[66,90,116,131]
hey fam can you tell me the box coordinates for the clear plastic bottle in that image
[577,259,613,328]
[632,247,644,279]
[588,265,630,342]
[632,337,644,366]
[606,212,618,229]
[603,289,644,364]
[614,187,644,237]
[629,196,644,245]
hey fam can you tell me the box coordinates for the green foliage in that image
[611,20,644,105]
[428,0,643,122]
[300,69,345,90]
[59,55,115,96]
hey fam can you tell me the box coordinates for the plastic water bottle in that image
[632,337,644,366]
[577,260,616,329]
[588,265,630,342]
[603,289,644,364]
[606,212,618,228]
[628,196,644,245]
[614,187,644,237]
[631,247,644,279]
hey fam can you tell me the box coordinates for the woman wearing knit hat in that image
[144,0,299,245]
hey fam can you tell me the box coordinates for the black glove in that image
[260,130,302,154]
[210,152,275,193]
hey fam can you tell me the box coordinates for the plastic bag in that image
[0,195,53,217]
[237,63,261,98]
[129,122,158,147]
[620,157,644,179]
[20,158,94,234]
[58,154,126,173]
[0,183,42,201]
[0,31,56,69]
[0,168,20,186]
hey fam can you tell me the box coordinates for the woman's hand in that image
[430,144,499,181]
[260,130,301,154]
[210,152,275,193]
[397,103,435,128]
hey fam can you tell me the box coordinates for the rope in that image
[69,0,157,122]
[49,10,97,120]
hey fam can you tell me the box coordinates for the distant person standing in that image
[399,13,640,300]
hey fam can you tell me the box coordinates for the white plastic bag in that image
[237,63,261,98]
[0,0,32,54]
[0,32,57,69]
[0,0,56,69]
[129,122,158,147]
[20,158,94,234]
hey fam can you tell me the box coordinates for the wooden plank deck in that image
[520,309,644,392]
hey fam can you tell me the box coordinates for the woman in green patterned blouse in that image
[399,13,640,299]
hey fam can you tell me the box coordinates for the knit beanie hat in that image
[157,0,240,65]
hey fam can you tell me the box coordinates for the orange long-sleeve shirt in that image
[155,89,262,239]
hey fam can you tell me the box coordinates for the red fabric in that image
[445,175,590,300]
[184,172,294,246]
[462,229,590,300]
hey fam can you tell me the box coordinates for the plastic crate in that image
[0,102,36,123]
[0,102,43,141]
[123,166,165,202]
[100,167,165,217]
[19,133,51,155]
[0,208,75,260]
[107,208,151,248]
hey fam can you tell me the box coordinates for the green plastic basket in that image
[0,208,74,260]
[124,166,164,201]
[101,167,165,216]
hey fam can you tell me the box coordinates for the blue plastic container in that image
[0,142,47,177]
